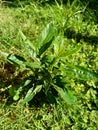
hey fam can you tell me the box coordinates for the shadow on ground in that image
[64,28,98,45]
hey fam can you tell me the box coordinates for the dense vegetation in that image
[0,0,98,129]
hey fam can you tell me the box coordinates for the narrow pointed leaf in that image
[7,54,26,67]
[53,36,81,58]
[23,78,32,87]
[41,54,54,63]
[52,83,76,104]
[13,78,32,101]
[19,30,36,51]
[60,45,81,58]
[23,85,42,104]
[36,22,54,53]
[1,52,40,69]
[61,65,98,81]
[8,85,15,97]
[53,35,63,56]
[25,62,41,69]
[1,51,26,66]
[13,86,22,101]
[19,30,38,61]
[39,39,53,56]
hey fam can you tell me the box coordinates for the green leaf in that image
[11,78,32,101]
[13,93,20,101]
[52,36,81,66]
[41,54,54,63]
[1,52,41,69]
[54,39,81,58]
[61,65,98,81]
[8,85,15,97]
[39,39,53,56]
[7,54,26,67]
[19,30,38,61]
[19,30,36,51]
[36,22,54,55]
[23,85,42,104]
[53,35,63,56]
[52,83,76,104]
[53,36,81,57]
[60,45,81,58]
[13,86,22,101]
[25,62,41,70]
[0,51,25,67]
[23,78,32,87]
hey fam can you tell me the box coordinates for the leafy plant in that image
[1,22,98,104]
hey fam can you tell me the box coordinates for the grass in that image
[0,0,98,129]
[0,100,74,130]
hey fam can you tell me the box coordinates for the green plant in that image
[1,22,98,104]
